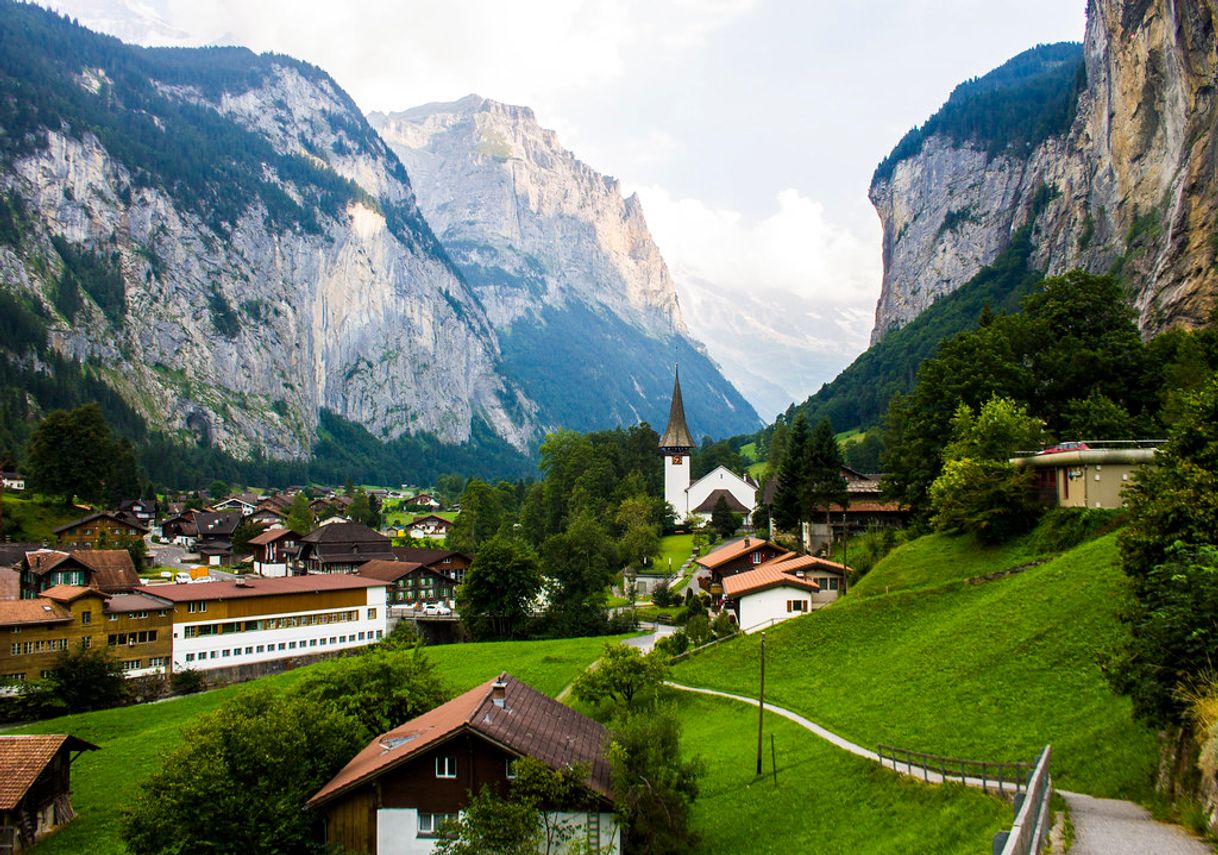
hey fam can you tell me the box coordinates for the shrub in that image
[1030,508,1122,555]
[170,668,206,695]
[651,582,677,608]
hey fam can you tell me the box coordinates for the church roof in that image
[659,367,695,450]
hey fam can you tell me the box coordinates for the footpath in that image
[666,682,1213,854]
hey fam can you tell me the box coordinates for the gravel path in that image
[1062,792,1212,855]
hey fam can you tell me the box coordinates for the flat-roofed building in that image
[136,575,388,673]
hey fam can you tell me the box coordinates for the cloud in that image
[630,185,882,415]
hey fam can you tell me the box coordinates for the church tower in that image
[659,367,695,519]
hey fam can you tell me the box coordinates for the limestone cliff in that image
[870,0,1218,343]
[369,97,760,438]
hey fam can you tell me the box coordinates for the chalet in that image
[308,673,619,855]
[248,506,286,528]
[408,514,452,540]
[209,492,261,516]
[248,527,300,577]
[19,549,140,598]
[116,499,156,525]
[53,512,147,549]
[160,511,198,548]
[357,560,455,606]
[1010,443,1159,509]
[722,564,821,632]
[406,492,441,509]
[0,735,98,852]
[695,537,788,596]
[136,575,388,673]
[297,523,395,575]
[193,512,243,566]
[762,468,907,549]
[392,547,473,584]
[2,471,26,491]
[0,586,171,684]
[756,553,850,605]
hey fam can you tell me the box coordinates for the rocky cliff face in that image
[870,0,1218,343]
[369,97,759,437]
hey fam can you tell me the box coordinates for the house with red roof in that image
[0,734,98,851]
[308,673,619,854]
[248,526,300,577]
[694,536,788,597]
[18,548,140,598]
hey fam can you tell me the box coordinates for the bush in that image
[686,614,710,648]
[651,582,677,608]
[655,630,689,658]
[710,610,738,640]
[1030,508,1122,555]
[170,668,207,695]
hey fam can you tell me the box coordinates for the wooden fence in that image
[993,746,1053,855]
[875,744,1037,796]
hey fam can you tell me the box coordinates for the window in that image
[188,602,208,614]
[40,670,54,679]
[185,653,196,662]
[81,611,92,625]
[256,645,265,653]
[376,630,383,639]
[826,577,840,591]
[417,812,457,838]
[751,551,762,564]
[278,642,286,650]
[505,758,517,779]
[309,639,317,647]
[245,646,253,655]
[367,608,377,620]
[81,637,90,649]
[209,651,217,659]
[786,600,807,613]
[107,613,118,622]
[1,673,26,683]
[121,659,141,671]
[435,755,457,778]
[148,657,168,668]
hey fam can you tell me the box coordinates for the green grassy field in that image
[15,635,619,854]
[849,530,1039,598]
[678,692,1009,854]
[673,533,1158,800]
[383,509,458,527]
[0,494,85,542]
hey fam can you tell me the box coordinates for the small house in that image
[53,512,147,549]
[357,559,455,606]
[0,734,98,851]
[296,523,395,575]
[722,564,821,632]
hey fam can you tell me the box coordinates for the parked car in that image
[422,603,452,616]
[173,572,192,584]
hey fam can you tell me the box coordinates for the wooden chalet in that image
[248,526,300,577]
[53,512,147,549]
[296,522,395,575]
[19,549,140,598]
[116,499,156,525]
[695,536,788,596]
[0,734,98,852]
[209,492,261,516]
[391,547,473,583]
[308,673,619,855]
[193,512,243,566]
[356,559,455,606]
[407,514,452,540]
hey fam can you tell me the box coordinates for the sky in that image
[43,0,1087,420]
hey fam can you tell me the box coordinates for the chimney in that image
[491,678,507,708]
[744,537,751,547]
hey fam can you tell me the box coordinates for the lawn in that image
[849,530,1040,598]
[673,533,1158,800]
[16,635,620,854]
[677,691,1010,854]
[0,494,85,542]
[383,509,458,527]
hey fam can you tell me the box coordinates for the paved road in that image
[622,623,676,653]
[1061,792,1212,855]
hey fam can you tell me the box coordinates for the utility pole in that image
[756,630,766,775]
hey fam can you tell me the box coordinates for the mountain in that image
[871,0,1218,343]
[786,0,1218,436]
[369,96,760,440]
[0,4,755,484]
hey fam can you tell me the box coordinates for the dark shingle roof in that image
[658,367,695,450]
[308,674,612,809]
[0,735,98,810]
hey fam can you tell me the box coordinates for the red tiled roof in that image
[40,584,107,604]
[135,574,386,603]
[74,550,140,592]
[0,735,96,809]
[309,674,613,809]
[722,565,820,598]
[248,527,297,547]
[106,593,168,613]
[758,554,851,575]
[0,599,72,627]
[696,537,782,570]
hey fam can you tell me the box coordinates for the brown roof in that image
[53,511,148,535]
[301,522,388,545]
[0,599,72,627]
[248,527,298,547]
[0,735,99,810]
[135,574,386,603]
[106,593,167,613]
[355,560,426,583]
[696,537,782,570]
[194,512,243,538]
[40,584,107,604]
[758,554,851,576]
[309,674,613,809]
[722,565,821,598]
[22,549,139,593]
[0,566,19,599]
[659,367,695,450]
[691,489,751,514]
[392,547,471,566]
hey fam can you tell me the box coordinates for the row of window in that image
[182,609,368,638]
[182,630,383,662]
[815,577,841,591]
[108,630,158,646]
[108,610,164,620]
[120,657,168,671]
[9,639,70,655]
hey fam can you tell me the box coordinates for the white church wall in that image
[685,466,757,521]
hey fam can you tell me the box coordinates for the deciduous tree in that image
[458,533,543,640]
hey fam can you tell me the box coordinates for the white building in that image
[137,575,388,673]
[722,564,822,633]
[659,368,758,522]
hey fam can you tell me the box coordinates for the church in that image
[659,368,759,523]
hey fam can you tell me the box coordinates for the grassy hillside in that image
[849,530,1040,598]
[673,532,1157,799]
[678,692,1008,854]
[0,494,85,542]
[14,635,620,854]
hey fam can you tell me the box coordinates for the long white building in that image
[137,575,388,672]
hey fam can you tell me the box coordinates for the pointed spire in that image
[659,365,695,451]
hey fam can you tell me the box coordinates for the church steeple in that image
[659,366,695,452]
